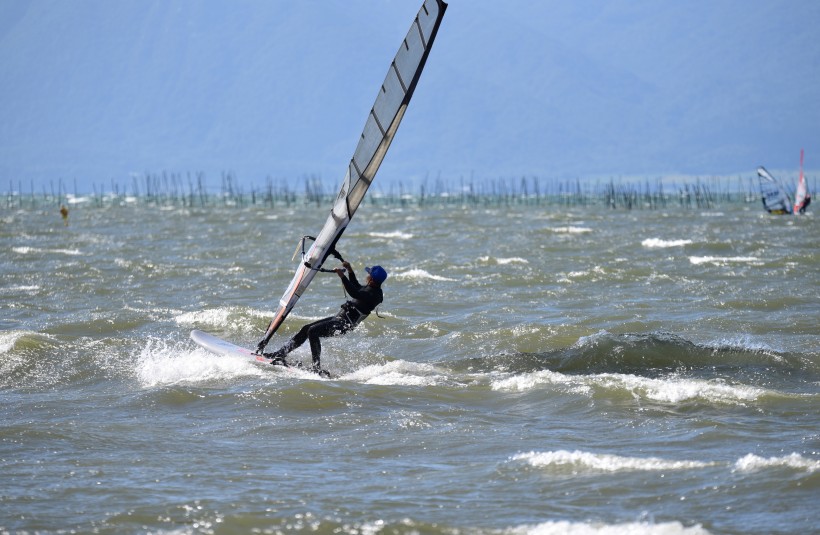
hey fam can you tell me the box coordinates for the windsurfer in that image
[261,262,386,376]
[798,196,811,214]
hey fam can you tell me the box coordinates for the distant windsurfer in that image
[259,262,386,377]
[797,195,811,214]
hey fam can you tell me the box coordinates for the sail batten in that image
[757,166,793,215]
[259,0,447,349]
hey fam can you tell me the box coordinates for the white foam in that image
[506,520,711,535]
[342,360,448,386]
[368,230,413,240]
[65,194,91,205]
[491,370,592,396]
[512,450,715,473]
[733,453,820,473]
[0,284,40,294]
[688,256,762,266]
[0,331,27,354]
[135,340,264,387]
[600,373,766,404]
[492,370,766,405]
[478,256,529,265]
[173,307,271,331]
[12,246,82,256]
[175,308,233,327]
[551,226,593,234]
[394,268,456,282]
[642,238,693,248]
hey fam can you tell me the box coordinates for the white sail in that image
[757,166,793,215]
[259,0,447,350]
[794,149,811,214]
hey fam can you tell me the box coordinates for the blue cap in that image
[365,265,387,284]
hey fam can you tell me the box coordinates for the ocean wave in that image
[478,256,529,265]
[560,331,813,375]
[642,238,693,248]
[175,308,236,327]
[506,520,711,535]
[0,330,54,356]
[206,517,711,535]
[0,284,40,294]
[511,450,715,473]
[510,449,819,477]
[342,360,449,386]
[550,226,593,234]
[0,330,29,354]
[394,268,457,282]
[491,369,767,405]
[12,246,82,256]
[368,230,414,240]
[173,307,270,332]
[688,256,762,266]
[733,453,819,473]
[491,369,590,395]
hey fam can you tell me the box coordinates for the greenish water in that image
[1,201,818,534]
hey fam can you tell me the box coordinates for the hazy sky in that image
[1,0,818,193]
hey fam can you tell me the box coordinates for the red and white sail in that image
[794,148,811,214]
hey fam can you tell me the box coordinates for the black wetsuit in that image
[269,269,383,370]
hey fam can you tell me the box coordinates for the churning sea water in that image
[1,198,818,534]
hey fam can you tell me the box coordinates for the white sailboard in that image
[256,0,447,353]
[190,329,322,376]
[191,329,268,362]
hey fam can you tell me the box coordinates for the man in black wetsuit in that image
[263,261,386,376]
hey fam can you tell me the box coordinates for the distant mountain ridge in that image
[1,0,818,191]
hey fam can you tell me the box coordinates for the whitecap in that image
[511,450,715,473]
[506,519,712,534]
[0,284,40,294]
[0,331,28,354]
[598,373,766,404]
[688,256,762,266]
[12,246,82,256]
[551,226,593,234]
[394,268,456,282]
[174,308,233,327]
[642,238,693,248]
[491,370,592,396]
[342,360,448,386]
[492,369,767,405]
[65,194,91,205]
[368,230,413,240]
[733,453,819,473]
[478,256,529,265]
[173,307,272,334]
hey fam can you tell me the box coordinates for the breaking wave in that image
[511,450,715,473]
[642,238,693,248]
